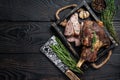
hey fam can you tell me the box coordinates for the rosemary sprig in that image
[50,37,83,74]
[91,31,97,52]
[101,0,119,43]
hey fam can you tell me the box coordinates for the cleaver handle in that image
[65,70,80,80]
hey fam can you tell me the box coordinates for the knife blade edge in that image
[40,36,80,80]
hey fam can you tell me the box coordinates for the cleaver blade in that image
[40,36,80,80]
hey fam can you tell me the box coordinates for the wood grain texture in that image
[0,21,119,80]
[0,22,52,53]
[0,0,120,80]
[0,0,119,21]
[114,0,120,21]
[0,0,80,21]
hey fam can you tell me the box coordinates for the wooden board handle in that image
[91,50,112,69]
[56,4,77,20]
[65,69,80,80]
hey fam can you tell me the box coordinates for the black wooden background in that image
[0,0,120,80]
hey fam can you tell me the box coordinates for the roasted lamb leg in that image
[63,14,110,68]
[76,20,110,68]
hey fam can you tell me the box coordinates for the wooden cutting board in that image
[0,0,119,80]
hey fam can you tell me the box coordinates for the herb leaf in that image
[50,37,83,74]
[101,0,119,43]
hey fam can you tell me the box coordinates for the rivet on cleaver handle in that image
[40,36,80,80]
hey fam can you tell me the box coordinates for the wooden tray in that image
[51,0,118,69]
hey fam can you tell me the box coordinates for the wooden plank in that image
[0,0,119,21]
[0,21,119,53]
[114,0,120,20]
[0,0,80,21]
[0,21,120,80]
[0,18,119,80]
[0,53,119,80]
[0,0,119,79]
[0,22,52,53]
[0,53,62,75]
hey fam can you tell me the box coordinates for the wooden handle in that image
[56,4,77,20]
[65,69,80,80]
[91,50,112,69]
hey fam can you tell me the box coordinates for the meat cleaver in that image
[40,36,80,80]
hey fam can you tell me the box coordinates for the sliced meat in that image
[64,13,80,36]
[64,20,74,36]
[71,13,80,35]
[67,36,81,46]
[74,37,81,46]
[67,36,76,42]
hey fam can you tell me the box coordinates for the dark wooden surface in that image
[0,0,120,80]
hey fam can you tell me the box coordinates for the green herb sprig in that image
[50,37,83,74]
[101,0,119,43]
[91,31,97,52]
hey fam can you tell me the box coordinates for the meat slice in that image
[64,13,80,36]
[64,20,74,36]
[67,36,81,46]
[70,13,80,36]
[64,13,82,46]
